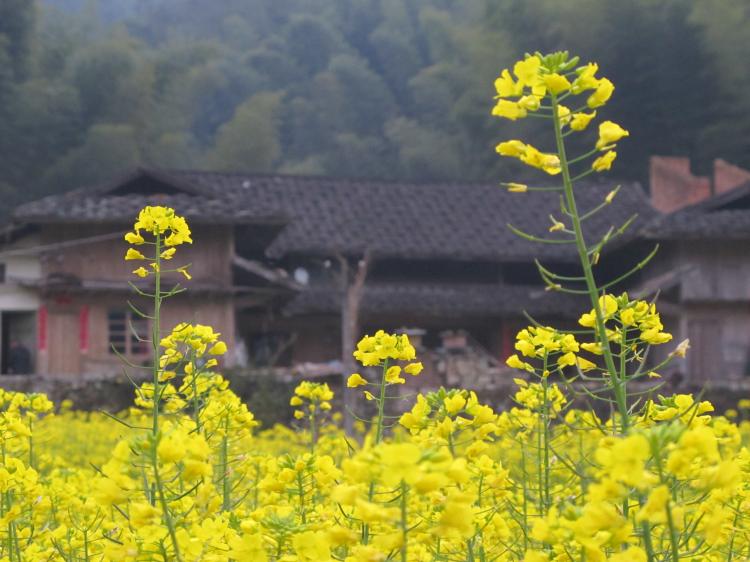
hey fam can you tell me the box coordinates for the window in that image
[108,310,149,355]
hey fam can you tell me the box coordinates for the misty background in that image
[1,0,748,212]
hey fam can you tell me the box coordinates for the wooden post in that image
[338,251,371,434]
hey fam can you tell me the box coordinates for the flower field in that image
[4,361,750,560]
[1,50,748,561]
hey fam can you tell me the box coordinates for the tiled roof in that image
[14,193,268,224]
[13,168,655,262]
[282,282,587,318]
[173,171,654,262]
[642,181,750,239]
[645,209,750,239]
[13,169,282,225]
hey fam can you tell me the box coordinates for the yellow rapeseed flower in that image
[569,111,596,131]
[587,77,614,108]
[595,121,630,150]
[125,248,146,260]
[543,72,571,95]
[347,373,368,387]
[513,55,542,87]
[491,99,527,120]
[592,150,617,171]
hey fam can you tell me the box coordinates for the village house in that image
[638,157,750,386]
[0,157,748,389]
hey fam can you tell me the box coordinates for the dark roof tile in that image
[642,181,750,239]
[14,169,655,262]
[175,171,653,262]
[283,282,587,318]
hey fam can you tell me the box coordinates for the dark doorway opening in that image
[1,311,37,374]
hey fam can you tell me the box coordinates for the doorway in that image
[1,311,37,374]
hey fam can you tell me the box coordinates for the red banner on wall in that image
[38,306,47,351]
[79,305,89,353]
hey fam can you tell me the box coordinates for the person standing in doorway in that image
[8,340,32,374]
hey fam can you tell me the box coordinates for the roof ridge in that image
[173,168,636,191]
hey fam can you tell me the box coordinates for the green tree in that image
[689,0,750,170]
[283,15,343,76]
[369,25,422,104]
[324,133,392,179]
[385,117,462,180]
[147,132,198,169]
[207,92,283,172]
[0,0,35,79]
[4,0,747,206]
[4,80,82,191]
[42,123,141,192]
[69,36,154,127]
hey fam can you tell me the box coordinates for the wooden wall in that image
[647,240,750,303]
[38,293,236,377]
[680,303,750,384]
[638,240,750,385]
[39,224,233,286]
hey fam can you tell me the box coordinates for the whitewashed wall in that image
[0,234,41,310]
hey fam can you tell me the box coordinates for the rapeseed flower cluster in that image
[578,293,673,346]
[125,205,192,279]
[492,52,627,177]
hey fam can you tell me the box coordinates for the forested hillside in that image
[0,0,748,212]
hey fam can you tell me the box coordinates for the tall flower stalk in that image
[123,207,193,561]
[494,52,679,434]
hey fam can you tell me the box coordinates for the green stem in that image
[542,373,551,513]
[152,234,163,436]
[521,447,529,551]
[221,416,230,511]
[310,408,318,453]
[27,418,33,470]
[152,444,183,562]
[640,519,656,562]
[147,235,182,561]
[550,94,629,433]
[651,440,679,562]
[400,481,408,562]
[536,406,543,515]
[374,359,389,444]
[364,361,389,547]
[297,470,307,524]
[727,505,740,562]
[190,354,201,432]
[664,499,681,562]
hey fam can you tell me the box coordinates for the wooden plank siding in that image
[38,295,236,376]
[43,307,80,375]
[38,224,234,286]
[687,318,722,386]
[674,241,750,303]
[35,224,237,376]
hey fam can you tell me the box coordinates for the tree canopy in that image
[0,0,748,212]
